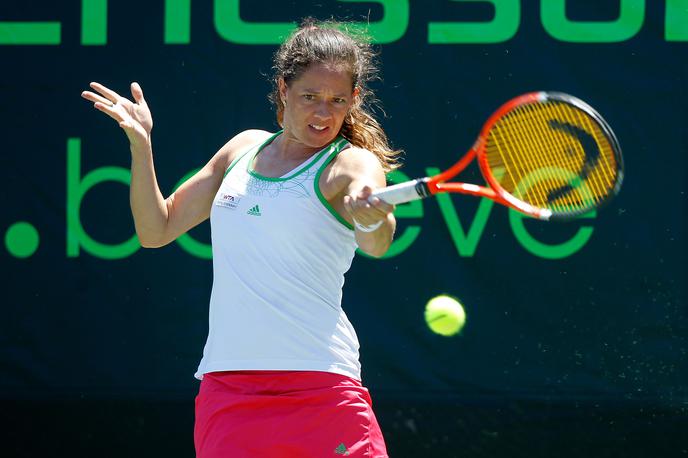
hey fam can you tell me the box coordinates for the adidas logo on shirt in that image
[246,205,262,216]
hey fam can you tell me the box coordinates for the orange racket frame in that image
[372,92,623,221]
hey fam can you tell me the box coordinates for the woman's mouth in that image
[309,124,329,133]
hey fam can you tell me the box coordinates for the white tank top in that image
[195,132,362,380]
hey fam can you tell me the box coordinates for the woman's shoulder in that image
[216,129,274,170]
[333,144,383,176]
[234,129,274,145]
[319,143,385,198]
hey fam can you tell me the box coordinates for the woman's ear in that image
[278,77,288,105]
[352,86,361,107]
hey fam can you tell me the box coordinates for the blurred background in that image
[1,1,686,457]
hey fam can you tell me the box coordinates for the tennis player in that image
[82,18,399,458]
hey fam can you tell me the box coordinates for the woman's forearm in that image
[129,140,169,247]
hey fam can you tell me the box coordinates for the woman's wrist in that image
[353,219,384,233]
[129,136,153,157]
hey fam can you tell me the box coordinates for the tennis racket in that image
[373,92,624,221]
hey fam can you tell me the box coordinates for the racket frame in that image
[375,91,624,222]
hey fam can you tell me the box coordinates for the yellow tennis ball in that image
[425,295,466,336]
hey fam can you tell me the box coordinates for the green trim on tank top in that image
[223,152,245,179]
[314,141,355,231]
[247,132,346,182]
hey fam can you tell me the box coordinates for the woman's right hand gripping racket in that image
[373,92,624,221]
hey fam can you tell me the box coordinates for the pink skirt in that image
[194,370,388,458]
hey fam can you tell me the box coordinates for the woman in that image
[82,19,400,458]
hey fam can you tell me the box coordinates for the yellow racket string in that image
[485,101,619,214]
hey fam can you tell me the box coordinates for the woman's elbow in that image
[137,231,168,249]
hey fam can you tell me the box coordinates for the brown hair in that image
[269,18,402,172]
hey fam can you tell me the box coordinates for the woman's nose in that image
[314,102,332,119]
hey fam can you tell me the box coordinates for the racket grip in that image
[371,178,431,205]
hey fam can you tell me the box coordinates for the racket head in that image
[474,92,624,221]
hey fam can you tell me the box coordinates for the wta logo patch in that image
[215,193,241,210]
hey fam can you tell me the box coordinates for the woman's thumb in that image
[131,82,146,104]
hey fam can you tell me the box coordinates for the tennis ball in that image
[425,295,466,337]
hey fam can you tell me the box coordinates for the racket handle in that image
[371,178,431,205]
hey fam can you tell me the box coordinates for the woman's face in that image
[279,62,358,151]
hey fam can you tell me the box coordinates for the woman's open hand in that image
[81,82,153,150]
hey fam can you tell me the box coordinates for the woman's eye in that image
[302,94,314,100]
[333,98,346,104]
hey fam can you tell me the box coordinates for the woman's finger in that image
[357,185,373,199]
[369,196,395,213]
[130,82,146,105]
[81,90,114,107]
[343,195,355,215]
[89,82,121,103]
[94,101,126,123]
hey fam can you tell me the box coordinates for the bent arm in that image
[331,148,396,258]
[81,82,270,248]
[129,139,222,248]
[133,130,267,248]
